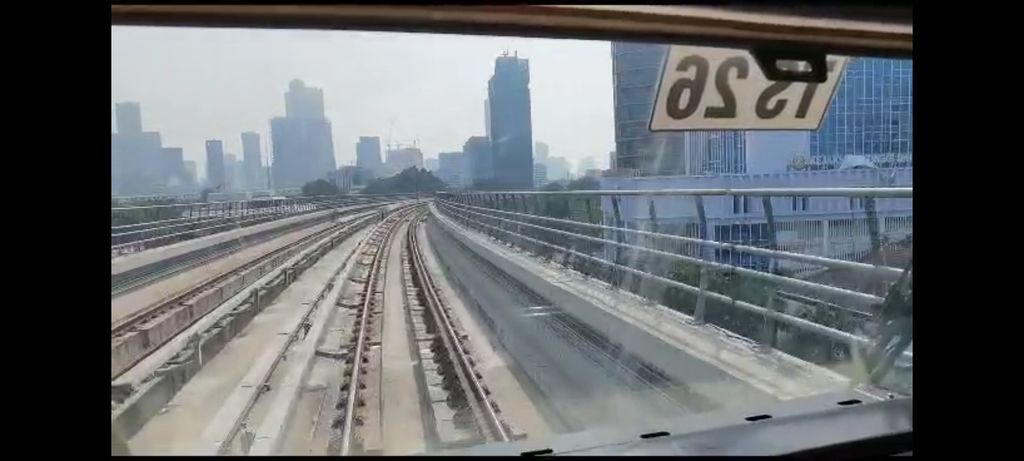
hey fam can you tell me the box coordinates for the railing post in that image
[865,196,881,263]
[695,195,709,259]
[762,196,779,273]
[694,267,708,324]
[648,196,659,235]
[611,194,625,275]
[760,289,778,351]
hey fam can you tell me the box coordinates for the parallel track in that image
[111,207,381,297]
[337,208,413,455]
[111,202,383,258]
[111,214,378,380]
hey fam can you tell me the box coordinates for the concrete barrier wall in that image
[431,210,780,411]
[111,332,148,379]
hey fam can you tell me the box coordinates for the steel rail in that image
[339,207,418,455]
[407,209,511,443]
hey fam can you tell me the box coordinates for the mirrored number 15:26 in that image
[666,54,835,120]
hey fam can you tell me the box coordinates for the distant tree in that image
[301,179,339,197]
[361,167,446,195]
[788,154,810,171]
[541,181,566,192]
[566,175,600,190]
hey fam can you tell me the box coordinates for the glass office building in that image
[611,42,747,176]
[810,58,913,159]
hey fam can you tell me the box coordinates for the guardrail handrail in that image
[440,200,904,280]
[442,187,913,198]
[438,200,883,308]
[432,187,913,368]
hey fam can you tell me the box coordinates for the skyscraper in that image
[534,141,549,163]
[205,140,226,190]
[809,58,913,161]
[161,147,185,189]
[438,151,468,188]
[241,132,263,191]
[112,102,164,195]
[484,99,491,139]
[533,162,548,189]
[577,156,597,173]
[384,146,424,175]
[487,53,534,190]
[114,102,142,135]
[224,153,239,191]
[356,136,383,179]
[464,136,492,187]
[285,79,325,119]
[271,79,337,189]
[611,43,747,176]
[546,156,570,182]
[612,42,678,175]
[183,160,197,187]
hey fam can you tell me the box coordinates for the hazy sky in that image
[112,26,615,180]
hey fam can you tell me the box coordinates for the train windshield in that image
[112,7,911,456]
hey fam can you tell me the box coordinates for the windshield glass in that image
[112,19,911,456]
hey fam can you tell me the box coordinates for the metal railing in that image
[110,195,413,255]
[435,187,912,388]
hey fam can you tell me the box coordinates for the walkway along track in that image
[335,207,515,455]
[111,211,378,381]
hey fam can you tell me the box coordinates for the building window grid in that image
[811,58,911,158]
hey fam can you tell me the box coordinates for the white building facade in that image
[599,168,912,275]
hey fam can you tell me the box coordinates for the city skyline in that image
[112,26,615,181]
